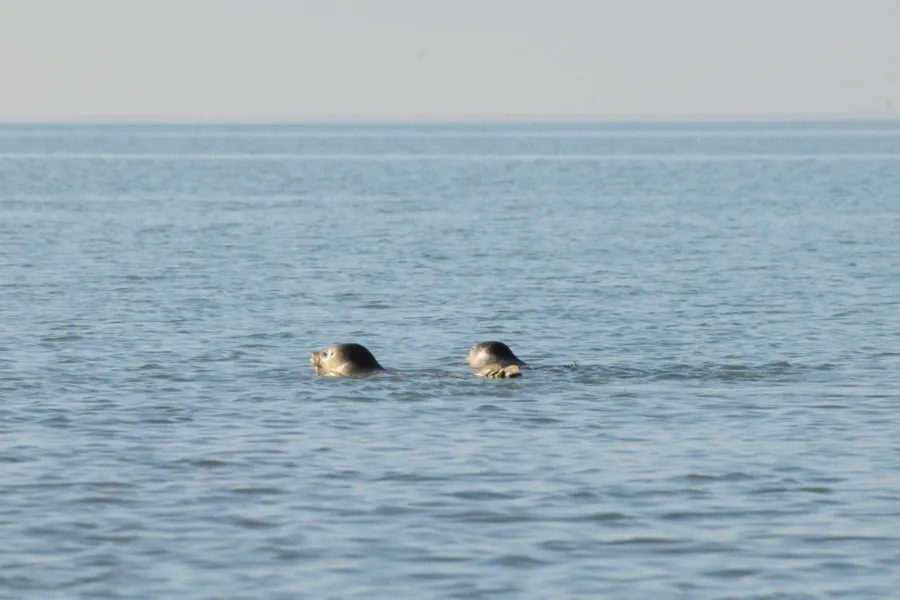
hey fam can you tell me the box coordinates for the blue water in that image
[2,121,899,599]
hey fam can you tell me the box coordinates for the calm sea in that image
[2,121,899,599]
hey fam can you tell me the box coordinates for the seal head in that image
[465,341,525,379]
[310,343,384,377]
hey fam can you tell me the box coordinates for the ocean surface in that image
[2,120,899,599]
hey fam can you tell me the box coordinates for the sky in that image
[0,0,898,120]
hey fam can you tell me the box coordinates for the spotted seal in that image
[310,343,385,377]
[465,341,525,379]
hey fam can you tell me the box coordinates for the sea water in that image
[2,121,899,599]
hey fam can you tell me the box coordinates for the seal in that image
[310,343,385,377]
[465,341,526,379]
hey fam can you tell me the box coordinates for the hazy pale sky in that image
[1,0,898,120]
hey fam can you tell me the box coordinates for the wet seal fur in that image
[310,343,385,377]
[465,341,525,379]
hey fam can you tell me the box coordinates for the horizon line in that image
[2,112,900,126]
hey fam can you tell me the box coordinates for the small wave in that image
[40,334,84,343]
[441,510,535,523]
[554,360,836,383]
[475,403,507,412]
[487,553,548,567]
[605,535,680,546]
[375,472,449,483]
[230,486,284,496]
[444,489,520,501]
[680,471,754,483]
